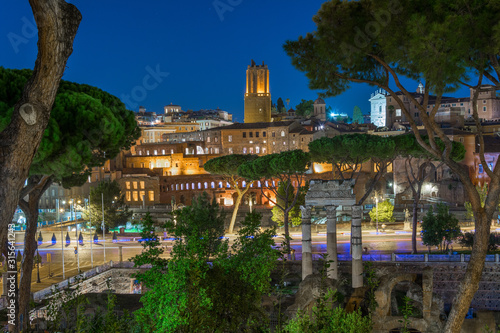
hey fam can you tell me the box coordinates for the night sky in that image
[1,1,472,122]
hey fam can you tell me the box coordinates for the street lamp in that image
[60,207,65,279]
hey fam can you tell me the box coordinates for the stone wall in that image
[281,260,500,311]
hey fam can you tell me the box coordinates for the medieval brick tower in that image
[244,60,271,123]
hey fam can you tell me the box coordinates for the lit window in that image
[249,147,254,154]
[281,131,285,137]
[211,182,215,189]
[140,181,145,189]
[242,181,247,188]
[228,147,233,154]
[147,150,150,156]
[126,191,131,201]
[256,147,260,154]
[204,182,208,189]
[126,182,131,189]
[219,181,223,188]
[154,150,158,155]
[133,182,138,189]
[148,191,154,201]
[198,182,202,189]
[228,135,232,142]
[479,164,484,173]
[243,147,247,154]
[133,191,138,201]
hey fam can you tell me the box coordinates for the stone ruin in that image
[372,266,445,333]
[300,179,362,287]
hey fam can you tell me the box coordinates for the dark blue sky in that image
[1,1,472,122]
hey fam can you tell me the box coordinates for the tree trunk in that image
[283,207,291,259]
[17,176,52,332]
[228,192,244,234]
[444,212,491,332]
[17,204,38,332]
[412,199,419,254]
[0,2,81,294]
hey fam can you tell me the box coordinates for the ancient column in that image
[325,205,338,280]
[300,205,313,280]
[351,205,363,288]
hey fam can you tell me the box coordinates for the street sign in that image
[47,253,51,263]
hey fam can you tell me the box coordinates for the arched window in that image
[204,182,208,189]
[258,181,261,188]
[242,181,247,188]
[180,184,184,190]
[198,182,202,189]
[219,181,223,188]
[186,183,189,190]
[211,182,215,189]
[281,131,285,137]
[175,184,179,191]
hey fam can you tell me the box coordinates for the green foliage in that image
[134,194,279,332]
[398,296,414,333]
[420,204,461,251]
[394,134,465,162]
[459,232,500,252]
[283,290,372,333]
[238,150,310,255]
[295,99,314,117]
[204,154,258,177]
[277,97,286,113]
[465,184,488,219]
[272,181,308,227]
[368,199,395,223]
[0,67,140,185]
[85,180,131,230]
[130,213,168,288]
[283,0,479,99]
[309,134,396,175]
[364,262,379,314]
[352,106,363,124]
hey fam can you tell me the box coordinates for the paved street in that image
[10,223,498,293]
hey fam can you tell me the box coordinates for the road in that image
[10,225,500,293]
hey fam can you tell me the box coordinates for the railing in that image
[31,260,137,302]
[295,253,500,263]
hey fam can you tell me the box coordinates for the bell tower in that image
[244,60,271,123]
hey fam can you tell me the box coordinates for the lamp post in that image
[86,197,93,268]
[102,192,106,264]
[60,208,65,279]
[375,196,379,234]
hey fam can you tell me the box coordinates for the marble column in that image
[325,205,338,280]
[300,205,313,280]
[351,205,363,288]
